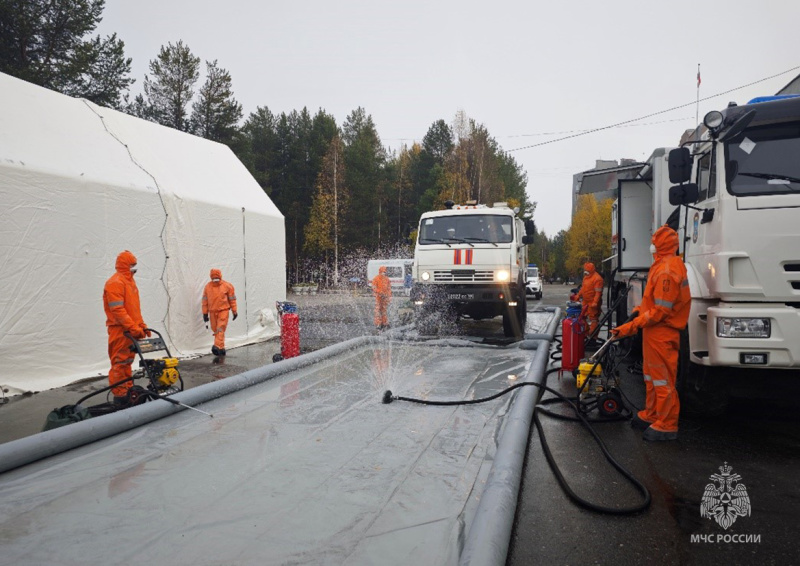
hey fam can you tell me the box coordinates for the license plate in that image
[448,293,474,300]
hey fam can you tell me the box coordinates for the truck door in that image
[617,180,653,272]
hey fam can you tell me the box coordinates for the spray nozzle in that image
[382,390,394,404]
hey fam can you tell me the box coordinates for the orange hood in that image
[583,262,595,274]
[652,225,679,258]
[210,268,222,280]
[115,250,137,274]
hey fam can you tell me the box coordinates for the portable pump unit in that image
[575,342,623,417]
[42,329,185,431]
[140,356,181,389]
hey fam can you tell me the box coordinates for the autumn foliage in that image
[565,195,614,276]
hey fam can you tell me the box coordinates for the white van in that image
[367,259,414,293]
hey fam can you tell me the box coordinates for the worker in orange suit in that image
[612,225,690,441]
[103,250,149,404]
[577,262,604,338]
[372,266,392,330]
[202,268,237,356]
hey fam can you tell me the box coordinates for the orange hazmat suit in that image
[612,226,690,435]
[103,250,148,397]
[578,262,604,336]
[202,269,238,352]
[372,266,392,329]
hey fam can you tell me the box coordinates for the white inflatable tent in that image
[0,73,285,395]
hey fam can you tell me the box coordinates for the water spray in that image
[156,394,214,417]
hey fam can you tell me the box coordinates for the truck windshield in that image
[726,122,800,196]
[418,214,513,244]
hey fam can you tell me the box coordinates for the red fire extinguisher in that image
[273,301,300,362]
[281,313,300,359]
[561,302,585,373]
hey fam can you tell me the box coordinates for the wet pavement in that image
[506,289,800,566]
[0,341,536,565]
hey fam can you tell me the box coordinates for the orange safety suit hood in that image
[210,268,222,281]
[115,250,137,274]
[583,262,595,274]
[652,225,679,259]
[379,266,387,274]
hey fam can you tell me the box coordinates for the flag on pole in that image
[697,65,701,87]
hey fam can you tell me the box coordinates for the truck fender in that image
[684,262,714,364]
[684,262,708,299]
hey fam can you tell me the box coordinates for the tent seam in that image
[81,100,181,355]
[242,207,250,334]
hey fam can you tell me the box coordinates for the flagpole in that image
[696,63,701,139]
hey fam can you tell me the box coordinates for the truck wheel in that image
[415,312,436,336]
[677,329,729,416]
[502,297,525,338]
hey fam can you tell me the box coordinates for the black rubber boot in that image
[211,345,220,356]
[642,427,678,441]
[219,348,226,356]
[630,414,654,431]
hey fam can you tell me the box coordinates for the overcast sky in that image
[98,0,800,237]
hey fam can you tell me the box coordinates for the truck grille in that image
[434,269,494,283]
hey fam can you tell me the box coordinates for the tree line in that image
[528,195,614,284]
[1,0,535,286]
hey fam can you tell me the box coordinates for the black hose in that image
[384,331,651,515]
[73,375,134,407]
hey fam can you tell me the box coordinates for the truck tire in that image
[415,312,436,336]
[677,329,729,416]
[502,293,526,338]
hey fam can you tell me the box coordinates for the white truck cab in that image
[604,94,800,407]
[411,201,535,337]
[668,95,800,371]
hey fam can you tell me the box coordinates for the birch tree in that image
[304,136,346,283]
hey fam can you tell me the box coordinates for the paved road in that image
[507,287,800,566]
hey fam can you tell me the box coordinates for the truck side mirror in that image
[668,148,693,184]
[668,183,699,206]
[522,235,534,245]
[524,219,535,235]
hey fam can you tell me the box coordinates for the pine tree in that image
[190,60,242,143]
[342,107,386,249]
[0,0,133,108]
[422,119,454,164]
[140,40,200,131]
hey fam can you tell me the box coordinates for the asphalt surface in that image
[2,285,799,565]
[506,287,800,566]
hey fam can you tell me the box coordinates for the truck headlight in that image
[421,271,430,281]
[496,270,510,282]
[716,317,770,338]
